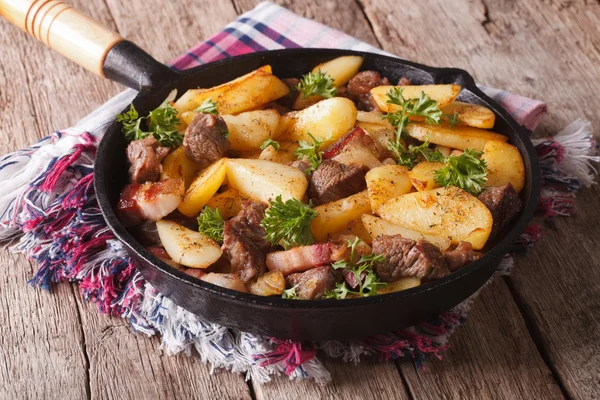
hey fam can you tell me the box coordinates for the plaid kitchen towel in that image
[0,1,597,384]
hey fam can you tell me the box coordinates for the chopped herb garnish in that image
[297,70,337,99]
[293,132,325,173]
[390,139,445,170]
[445,111,460,128]
[261,195,317,250]
[197,206,225,243]
[260,138,280,151]
[282,285,298,299]
[195,98,218,115]
[434,149,488,195]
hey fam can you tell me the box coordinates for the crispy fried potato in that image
[160,146,202,189]
[371,84,461,113]
[156,220,222,269]
[441,101,496,129]
[346,218,373,245]
[408,161,445,192]
[226,159,308,204]
[206,188,248,219]
[357,110,391,127]
[194,65,272,107]
[218,72,290,115]
[406,122,508,151]
[312,55,364,87]
[178,159,228,217]
[222,109,282,151]
[278,97,357,146]
[482,140,525,192]
[360,214,452,251]
[377,186,492,250]
[174,88,206,115]
[311,191,371,242]
[365,165,413,213]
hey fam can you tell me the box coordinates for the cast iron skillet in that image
[2,1,540,341]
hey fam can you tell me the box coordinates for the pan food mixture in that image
[116,56,524,300]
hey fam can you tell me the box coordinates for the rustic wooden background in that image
[1,0,599,399]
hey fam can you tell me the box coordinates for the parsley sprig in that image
[297,70,337,99]
[325,238,387,299]
[282,285,298,299]
[116,92,182,147]
[197,206,225,243]
[434,149,488,195]
[260,138,280,151]
[260,195,317,250]
[445,111,460,128]
[194,98,218,115]
[293,133,325,173]
[390,139,446,170]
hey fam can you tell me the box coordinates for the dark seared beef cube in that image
[372,235,450,282]
[478,184,522,236]
[287,159,312,174]
[127,136,170,184]
[183,113,230,168]
[308,159,366,205]
[444,241,481,272]
[285,266,337,300]
[222,200,271,283]
[347,71,390,96]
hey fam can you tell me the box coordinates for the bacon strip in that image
[266,243,346,276]
[117,178,184,227]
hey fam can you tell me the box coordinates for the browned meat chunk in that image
[127,136,170,184]
[372,235,451,282]
[117,179,184,227]
[308,159,366,205]
[397,77,412,86]
[444,241,481,272]
[275,77,301,110]
[183,113,230,168]
[222,200,272,283]
[478,184,522,236]
[347,71,390,112]
[287,159,312,174]
[286,266,337,300]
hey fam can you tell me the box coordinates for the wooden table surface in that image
[1,0,599,399]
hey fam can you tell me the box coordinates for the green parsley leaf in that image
[197,206,225,243]
[445,111,460,128]
[387,139,445,170]
[195,98,218,115]
[297,70,337,99]
[282,285,298,299]
[383,88,443,141]
[293,132,325,173]
[260,138,281,151]
[116,105,148,142]
[260,195,318,250]
[434,149,488,195]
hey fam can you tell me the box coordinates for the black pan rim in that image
[95,48,541,310]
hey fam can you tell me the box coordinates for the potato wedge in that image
[226,159,308,204]
[222,109,282,151]
[371,84,461,113]
[377,186,492,250]
[218,71,290,115]
[376,277,421,294]
[346,218,373,245]
[156,220,222,268]
[206,188,248,219]
[408,161,445,192]
[201,273,248,292]
[180,111,196,127]
[278,97,357,146]
[361,214,452,251]
[292,94,322,110]
[174,88,206,114]
[258,145,280,163]
[441,101,496,129]
[160,146,202,189]
[311,191,371,242]
[357,110,391,127]
[312,55,364,87]
[247,271,285,296]
[365,165,413,213]
[178,158,228,217]
[194,65,272,107]
[406,122,508,151]
[482,140,525,192]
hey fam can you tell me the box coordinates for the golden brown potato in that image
[174,88,206,115]
[376,277,420,294]
[482,140,525,192]
[377,186,493,250]
[441,101,496,129]
[218,72,290,115]
[194,65,272,107]
[360,214,452,250]
[345,218,373,245]
[156,220,222,268]
[278,97,358,147]
[311,191,371,242]
[222,109,282,151]
[371,84,461,113]
[408,161,445,192]
[160,146,202,189]
[365,165,413,213]
[178,158,228,217]
[312,55,364,87]
[206,188,248,219]
[406,122,508,151]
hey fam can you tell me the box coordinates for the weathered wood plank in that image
[399,279,563,399]
[361,0,600,398]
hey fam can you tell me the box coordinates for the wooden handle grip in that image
[0,0,124,77]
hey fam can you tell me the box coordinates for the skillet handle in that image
[0,0,177,90]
